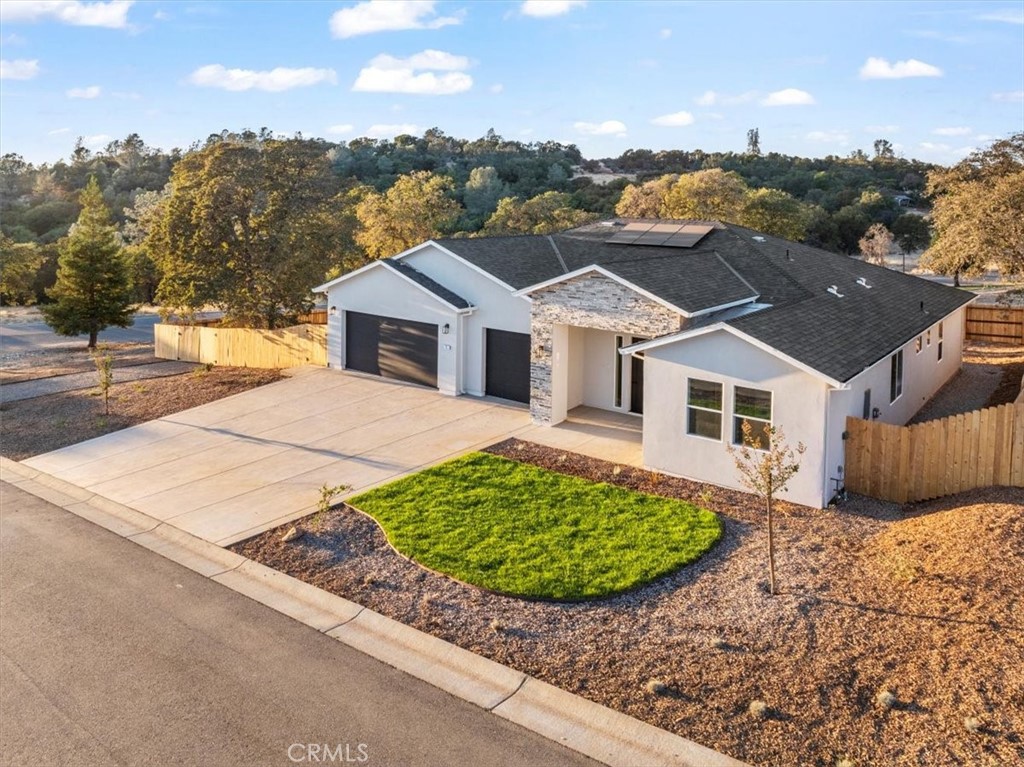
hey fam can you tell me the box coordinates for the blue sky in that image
[1,0,1022,166]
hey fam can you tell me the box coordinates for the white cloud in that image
[651,110,694,127]
[976,9,1024,24]
[574,120,627,137]
[329,0,461,38]
[932,126,972,136]
[521,1,586,18]
[83,133,112,148]
[365,123,420,138]
[806,130,850,145]
[2,32,27,45]
[919,141,950,152]
[659,28,671,39]
[760,88,815,106]
[490,83,504,94]
[859,57,942,80]
[327,124,355,135]
[352,50,472,95]
[188,64,337,92]
[864,124,900,133]
[0,58,40,80]
[0,1,134,29]
[694,89,756,106]
[66,85,101,98]
[992,90,1024,103]
[47,127,70,135]
[153,9,169,21]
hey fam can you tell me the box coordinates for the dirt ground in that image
[234,440,1024,767]
[0,342,160,384]
[0,364,282,459]
[910,343,1024,424]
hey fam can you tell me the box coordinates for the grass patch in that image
[348,452,722,600]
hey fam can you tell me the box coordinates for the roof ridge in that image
[546,235,569,274]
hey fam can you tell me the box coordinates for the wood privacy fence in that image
[965,305,1024,344]
[844,403,1024,503]
[154,323,327,368]
[296,309,328,325]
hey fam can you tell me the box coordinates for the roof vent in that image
[752,235,766,242]
[856,277,872,289]
[827,285,844,298]
[599,220,623,227]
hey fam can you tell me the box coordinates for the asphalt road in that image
[0,314,161,354]
[0,483,594,767]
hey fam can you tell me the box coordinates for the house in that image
[314,220,974,508]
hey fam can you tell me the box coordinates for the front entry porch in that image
[518,405,643,467]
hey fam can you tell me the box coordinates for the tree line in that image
[2,129,1020,335]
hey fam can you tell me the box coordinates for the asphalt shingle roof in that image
[433,220,974,383]
[384,258,471,310]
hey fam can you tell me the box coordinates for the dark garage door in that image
[485,329,531,404]
[346,311,438,388]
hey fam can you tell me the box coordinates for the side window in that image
[687,379,722,439]
[937,322,944,361]
[915,336,922,354]
[890,350,903,403]
[733,386,772,449]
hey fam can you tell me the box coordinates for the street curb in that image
[1,456,751,767]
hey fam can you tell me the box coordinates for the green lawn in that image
[347,452,722,600]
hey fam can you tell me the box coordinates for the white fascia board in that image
[315,258,470,314]
[313,259,381,293]
[621,323,845,389]
[513,265,690,317]
[395,240,520,293]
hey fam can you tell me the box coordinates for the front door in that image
[630,336,647,414]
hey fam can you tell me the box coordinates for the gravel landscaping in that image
[233,439,1024,767]
[910,342,1024,424]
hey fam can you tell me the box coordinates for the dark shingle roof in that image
[432,220,974,383]
[384,259,471,310]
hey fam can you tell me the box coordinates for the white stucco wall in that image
[822,306,967,493]
[643,330,831,508]
[323,265,459,395]
[403,245,530,396]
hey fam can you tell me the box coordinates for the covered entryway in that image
[485,328,531,403]
[345,311,438,388]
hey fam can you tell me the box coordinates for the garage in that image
[346,311,438,388]
[485,328,531,403]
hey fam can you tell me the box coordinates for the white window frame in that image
[732,385,773,451]
[890,350,904,403]
[686,378,723,442]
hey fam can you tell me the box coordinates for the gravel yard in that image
[911,342,1024,424]
[233,439,1024,767]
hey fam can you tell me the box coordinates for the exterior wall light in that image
[442,323,450,335]
[329,306,338,316]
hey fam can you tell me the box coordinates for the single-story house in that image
[314,220,974,508]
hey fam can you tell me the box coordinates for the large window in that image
[687,379,722,439]
[890,350,903,403]
[733,386,772,449]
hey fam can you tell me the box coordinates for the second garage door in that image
[485,328,531,404]
[346,311,438,388]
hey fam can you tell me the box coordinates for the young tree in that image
[858,222,894,267]
[922,133,1024,284]
[728,422,805,596]
[41,178,133,348]
[355,171,462,259]
[92,344,114,415]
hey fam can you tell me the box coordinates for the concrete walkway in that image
[0,360,199,402]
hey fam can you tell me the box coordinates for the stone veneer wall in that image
[530,272,685,423]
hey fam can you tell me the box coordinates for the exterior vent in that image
[827,285,844,298]
[856,277,872,288]
[752,235,766,242]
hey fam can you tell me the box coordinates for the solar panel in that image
[605,222,714,247]
[634,232,674,246]
[662,234,703,248]
[605,230,642,244]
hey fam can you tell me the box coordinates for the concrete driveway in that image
[23,369,531,545]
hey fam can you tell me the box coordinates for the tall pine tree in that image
[42,177,133,347]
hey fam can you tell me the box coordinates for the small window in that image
[890,350,903,403]
[862,389,872,420]
[915,336,922,353]
[926,328,932,347]
[614,336,624,408]
[937,321,944,362]
[733,386,772,449]
[687,379,722,440]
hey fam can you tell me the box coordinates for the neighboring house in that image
[314,220,973,507]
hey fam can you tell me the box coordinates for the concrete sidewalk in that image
[0,360,199,402]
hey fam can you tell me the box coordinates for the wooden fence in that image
[844,403,1024,503]
[965,305,1024,344]
[296,309,328,325]
[154,323,327,368]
